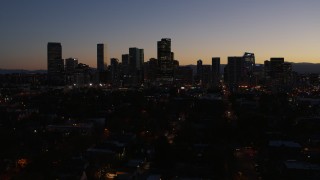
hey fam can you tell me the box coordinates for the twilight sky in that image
[1,0,319,70]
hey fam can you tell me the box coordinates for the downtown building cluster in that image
[47,38,220,88]
[223,54,294,91]
[48,38,303,92]
[48,39,185,87]
[47,42,92,86]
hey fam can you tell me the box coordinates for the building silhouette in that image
[223,53,257,89]
[129,47,144,85]
[74,63,91,85]
[224,56,243,89]
[157,38,174,83]
[242,52,255,86]
[202,65,212,87]
[47,42,64,85]
[110,58,120,86]
[174,66,193,85]
[121,54,130,86]
[97,44,105,72]
[65,58,78,85]
[264,57,293,88]
[144,58,158,84]
[122,54,129,74]
[65,58,78,73]
[270,57,284,78]
[196,59,212,87]
[265,57,284,84]
[196,59,203,84]
[211,57,220,87]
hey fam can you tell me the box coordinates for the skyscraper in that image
[196,59,211,86]
[243,52,255,72]
[129,48,144,71]
[225,56,243,87]
[270,57,285,85]
[144,58,158,83]
[158,38,171,61]
[129,47,144,84]
[65,58,78,73]
[157,38,174,82]
[110,58,120,85]
[65,58,78,85]
[196,59,203,84]
[122,54,130,78]
[202,65,212,87]
[264,60,271,79]
[97,43,105,72]
[243,52,255,86]
[270,57,284,77]
[47,42,64,85]
[265,57,292,88]
[212,57,220,87]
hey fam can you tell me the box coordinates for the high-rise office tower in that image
[129,47,144,84]
[196,59,211,86]
[270,57,284,76]
[212,57,220,86]
[65,58,78,85]
[202,65,212,86]
[97,43,105,72]
[139,49,144,70]
[47,42,64,85]
[171,52,174,61]
[122,54,130,77]
[243,52,255,86]
[225,56,243,87]
[197,59,203,75]
[158,38,171,61]
[270,57,285,86]
[110,58,120,85]
[197,59,203,84]
[264,60,271,79]
[144,58,158,83]
[122,54,129,66]
[243,52,255,72]
[129,48,144,71]
[283,62,293,85]
[157,38,174,82]
[65,58,78,73]
[264,57,292,87]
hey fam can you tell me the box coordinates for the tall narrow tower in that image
[157,38,174,82]
[47,42,64,85]
[226,56,243,87]
[243,52,255,86]
[97,43,105,72]
[129,47,144,84]
[212,57,220,86]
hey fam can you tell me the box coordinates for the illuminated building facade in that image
[157,38,174,83]
[242,52,255,86]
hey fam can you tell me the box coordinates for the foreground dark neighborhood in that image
[0,39,320,179]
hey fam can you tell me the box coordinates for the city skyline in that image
[1,0,320,70]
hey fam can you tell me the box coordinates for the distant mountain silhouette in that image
[0,62,319,74]
[0,69,47,74]
[185,63,320,74]
[291,63,320,74]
